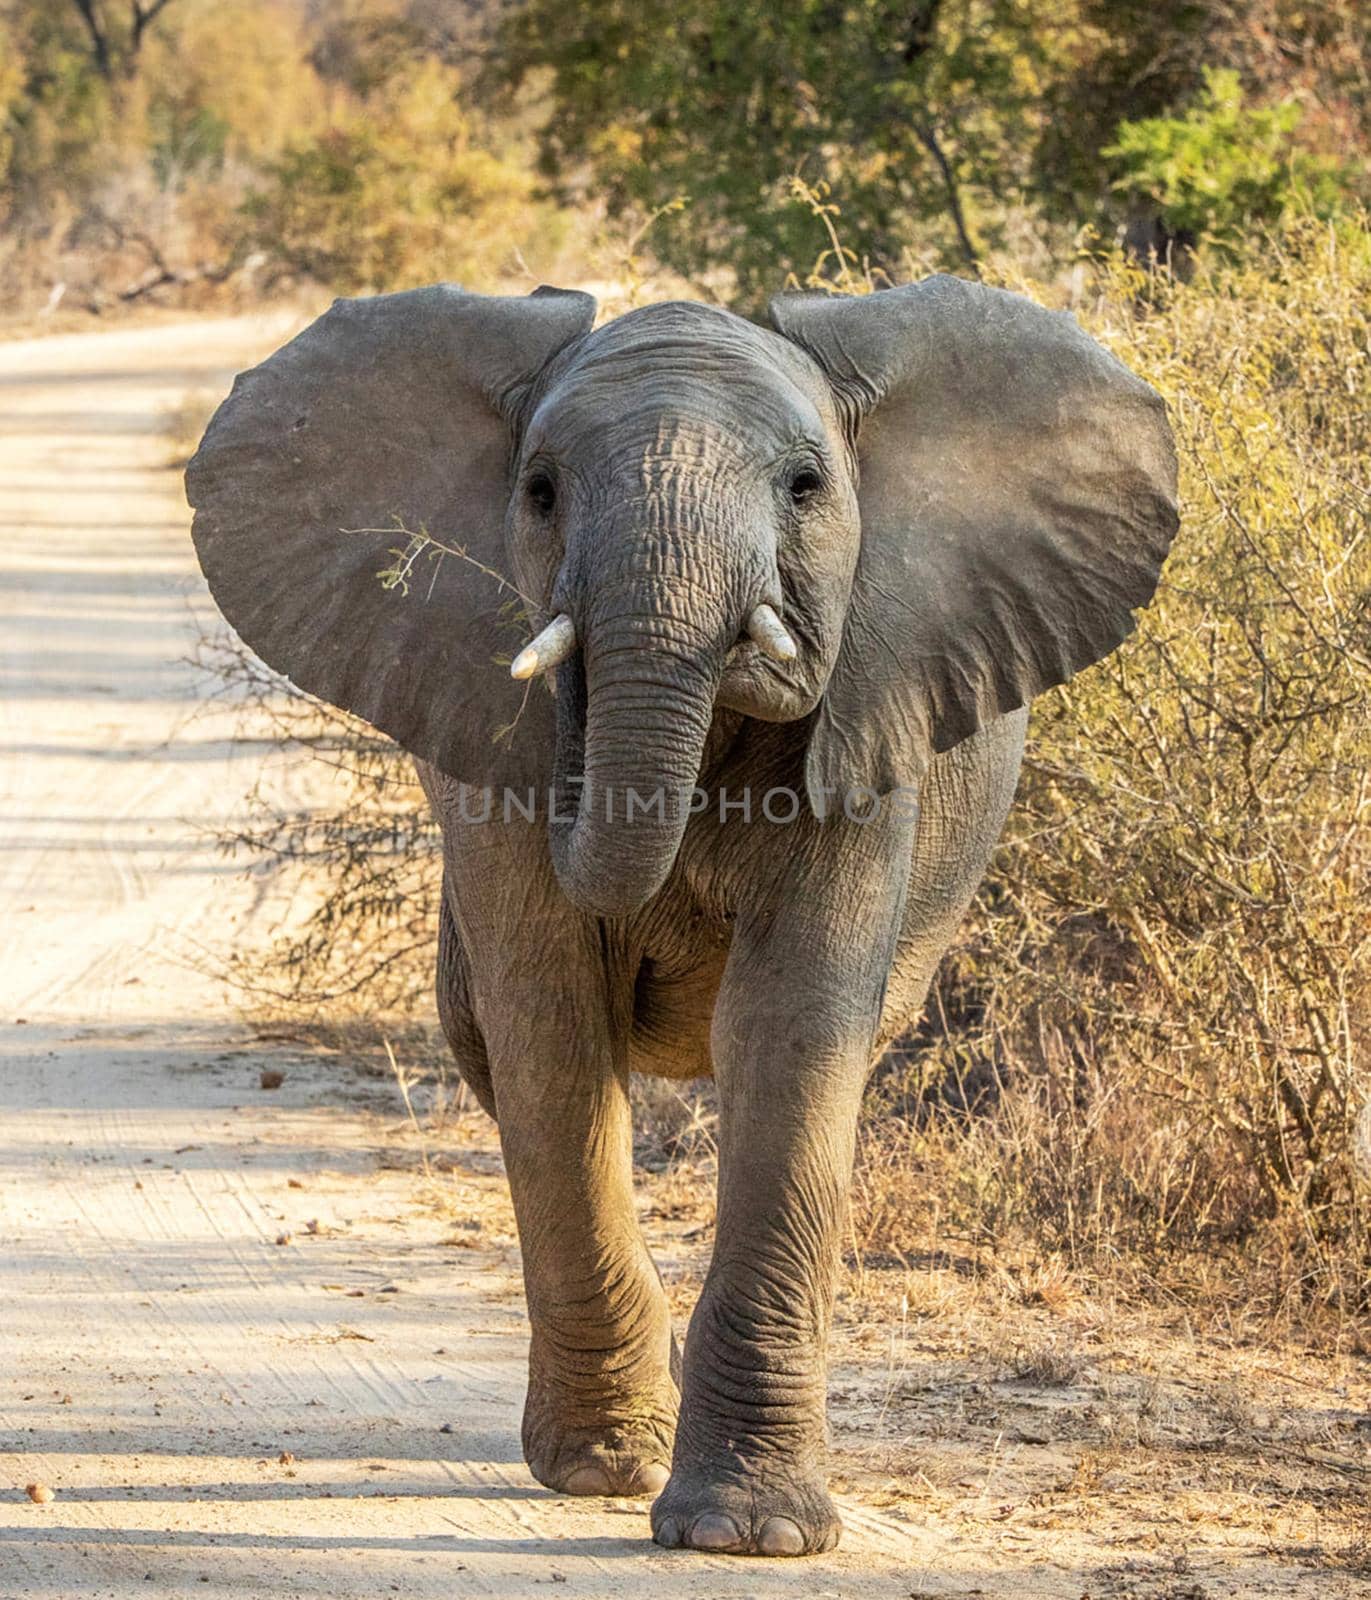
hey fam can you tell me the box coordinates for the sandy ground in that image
[0,313,918,1599]
[1,315,1367,1600]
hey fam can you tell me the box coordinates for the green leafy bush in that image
[1105,68,1351,246]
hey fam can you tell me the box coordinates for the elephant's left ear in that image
[769,276,1179,812]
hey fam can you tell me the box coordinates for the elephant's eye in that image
[527,471,557,515]
[787,466,824,504]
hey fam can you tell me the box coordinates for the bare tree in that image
[67,0,181,81]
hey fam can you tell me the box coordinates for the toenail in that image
[688,1511,743,1550]
[653,1515,682,1547]
[635,1461,670,1495]
[563,1464,611,1495]
[757,1515,806,1556]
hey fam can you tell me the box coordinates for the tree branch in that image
[129,0,179,61]
[881,3,980,271]
[69,0,112,79]
[915,120,981,271]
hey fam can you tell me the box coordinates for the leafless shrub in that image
[1008,1335,1090,1387]
[191,628,441,1022]
[849,218,1371,1331]
[200,216,1370,1336]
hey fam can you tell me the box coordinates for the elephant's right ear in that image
[186,284,595,785]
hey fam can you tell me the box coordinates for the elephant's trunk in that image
[549,600,723,918]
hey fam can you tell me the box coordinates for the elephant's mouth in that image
[717,624,825,723]
[542,586,829,918]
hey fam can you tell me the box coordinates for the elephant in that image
[186,275,1177,1557]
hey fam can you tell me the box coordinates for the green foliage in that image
[1105,68,1352,244]
[0,0,596,313]
[147,102,228,188]
[0,5,117,214]
[1027,0,1214,221]
[3,0,1367,315]
[497,0,1056,303]
[143,2,325,166]
[497,0,1369,302]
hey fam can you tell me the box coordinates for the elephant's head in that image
[187,278,1177,917]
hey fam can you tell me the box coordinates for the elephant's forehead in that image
[534,302,832,450]
[580,300,786,365]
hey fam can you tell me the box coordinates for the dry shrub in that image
[193,630,441,1020]
[0,0,588,319]
[239,55,576,295]
[203,216,1370,1332]
[163,387,223,468]
[854,218,1371,1329]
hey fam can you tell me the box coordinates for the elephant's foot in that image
[650,1464,841,1556]
[523,1374,678,1497]
[524,1414,675,1497]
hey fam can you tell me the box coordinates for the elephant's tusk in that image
[510,613,577,680]
[746,603,798,664]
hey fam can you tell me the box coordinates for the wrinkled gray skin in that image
[188,279,1178,1557]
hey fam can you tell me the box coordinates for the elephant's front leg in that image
[652,804,917,1556]
[495,972,679,1494]
[452,856,678,1496]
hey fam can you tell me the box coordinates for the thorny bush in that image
[203,216,1371,1331]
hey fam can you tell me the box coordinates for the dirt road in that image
[0,315,923,1598]
[3,315,1367,1600]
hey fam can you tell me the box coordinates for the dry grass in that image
[351,1051,1370,1596]
[162,387,221,468]
[834,218,1371,1338]
[200,216,1370,1351]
